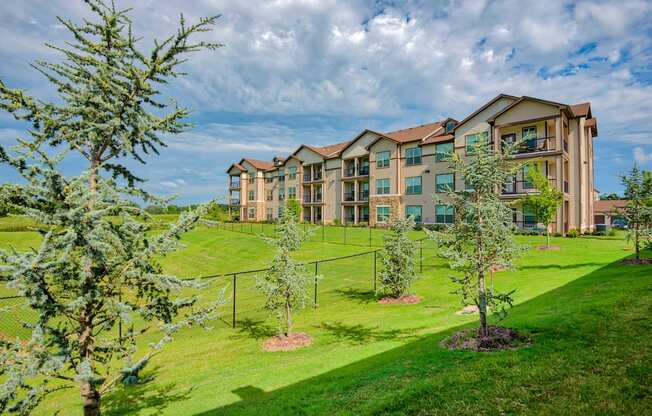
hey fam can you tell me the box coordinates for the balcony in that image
[344,216,355,224]
[229,198,240,205]
[314,193,323,203]
[359,190,369,201]
[314,171,323,181]
[303,173,312,182]
[503,137,556,155]
[344,192,356,202]
[344,166,356,177]
[502,178,556,195]
[303,195,312,203]
[358,166,369,176]
[229,182,241,190]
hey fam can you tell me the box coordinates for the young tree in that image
[521,164,563,247]
[620,166,652,260]
[285,198,302,222]
[427,143,526,337]
[378,216,418,299]
[256,209,313,337]
[0,2,222,414]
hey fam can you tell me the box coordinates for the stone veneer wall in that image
[369,195,402,226]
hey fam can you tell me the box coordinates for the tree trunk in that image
[80,380,101,416]
[635,227,640,260]
[285,299,292,336]
[478,269,488,337]
[546,226,550,247]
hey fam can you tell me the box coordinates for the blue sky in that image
[1,0,652,204]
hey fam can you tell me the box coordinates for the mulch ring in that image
[441,326,532,352]
[621,258,652,265]
[378,295,423,305]
[536,244,561,251]
[262,332,312,352]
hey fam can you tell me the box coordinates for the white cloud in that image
[634,147,652,165]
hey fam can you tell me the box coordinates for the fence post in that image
[250,222,253,234]
[369,226,372,247]
[314,262,318,309]
[322,223,325,242]
[344,225,347,245]
[232,273,237,328]
[373,251,377,294]
[419,239,423,273]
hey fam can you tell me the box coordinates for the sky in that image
[1,0,651,204]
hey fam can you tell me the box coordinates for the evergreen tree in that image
[0,1,222,414]
[621,166,652,260]
[427,142,526,337]
[256,210,313,336]
[521,164,563,247]
[378,216,418,299]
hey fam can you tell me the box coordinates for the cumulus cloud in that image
[1,0,651,201]
[634,147,652,165]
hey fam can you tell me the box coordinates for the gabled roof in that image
[239,158,274,171]
[585,117,598,137]
[570,102,591,118]
[225,163,245,174]
[384,121,445,143]
[486,95,571,123]
[292,140,352,160]
[339,129,389,154]
[453,93,519,131]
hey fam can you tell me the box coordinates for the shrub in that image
[567,229,580,238]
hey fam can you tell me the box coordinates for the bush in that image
[332,218,341,226]
[607,228,617,237]
[566,229,580,238]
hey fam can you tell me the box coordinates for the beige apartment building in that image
[226,94,598,233]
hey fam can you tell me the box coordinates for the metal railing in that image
[344,192,356,202]
[229,198,240,205]
[303,173,312,182]
[504,137,556,154]
[344,166,356,177]
[359,190,369,201]
[502,178,556,195]
[358,166,369,176]
[229,182,241,189]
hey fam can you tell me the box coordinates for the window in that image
[360,205,369,221]
[376,206,390,223]
[406,147,422,165]
[266,208,273,221]
[435,173,454,193]
[278,188,285,201]
[435,142,454,162]
[265,173,274,183]
[523,209,537,227]
[376,151,390,168]
[266,189,273,201]
[278,168,285,182]
[435,205,454,224]
[405,176,422,194]
[248,207,256,219]
[288,166,297,180]
[288,186,297,199]
[376,178,390,195]
[465,179,475,192]
[248,190,255,201]
[406,205,422,223]
[445,120,456,133]
[522,165,535,189]
[465,131,489,154]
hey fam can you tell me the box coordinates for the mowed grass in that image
[1,222,650,415]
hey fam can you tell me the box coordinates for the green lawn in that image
[1,222,650,415]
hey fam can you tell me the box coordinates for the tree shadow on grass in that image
[519,262,604,270]
[230,318,276,340]
[316,321,423,345]
[333,288,378,304]
[103,366,194,416]
[193,258,652,416]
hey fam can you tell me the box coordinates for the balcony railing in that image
[502,178,556,195]
[512,219,541,229]
[314,171,323,181]
[359,190,369,201]
[314,194,323,202]
[344,192,355,202]
[360,214,370,222]
[344,216,355,223]
[503,137,556,155]
[229,198,240,205]
[358,166,369,176]
[303,195,311,203]
[229,182,241,189]
[303,173,312,182]
[344,166,356,177]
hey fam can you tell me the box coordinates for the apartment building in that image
[226,93,598,233]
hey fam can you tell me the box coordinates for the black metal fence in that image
[0,236,440,337]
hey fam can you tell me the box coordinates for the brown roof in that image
[225,163,245,174]
[384,121,445,143]
[421,133,454,145]
[570,102,591,118]
[313,140,351,157]
[241,158,274,170]
[454,93,519,130]
[594,199,628,213]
